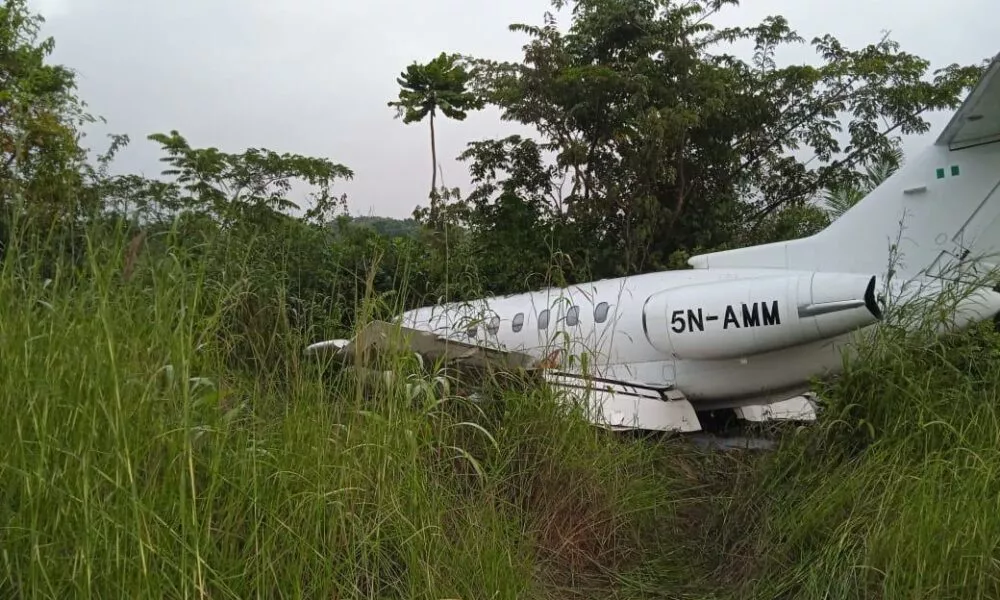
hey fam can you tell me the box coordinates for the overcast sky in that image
[28,0,999,219]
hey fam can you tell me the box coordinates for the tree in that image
[387,52,484,221]
[443,0,987,282]
[138,130,355,228]
[344,215,421,239]
[1,0,95,219]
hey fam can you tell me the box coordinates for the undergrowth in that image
[727,290,1000,599]
[3,220,1000,599]
[0,221,726,599]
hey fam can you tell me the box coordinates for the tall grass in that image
[727,276,1000,599]
[0,220,724,599]
[6,218,1000,599]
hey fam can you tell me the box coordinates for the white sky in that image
[28,0,1000,219]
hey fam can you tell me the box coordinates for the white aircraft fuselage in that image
[398,267,888,406]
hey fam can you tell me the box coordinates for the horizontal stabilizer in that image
[935,54,1000,150]
[936,53,1000,150]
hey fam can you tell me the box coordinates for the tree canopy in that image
[425,0,988,287]
[388,52,483,222]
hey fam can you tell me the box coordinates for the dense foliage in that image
[4,0,989,316]
[444,0,986,286]
[3,0,1000,597]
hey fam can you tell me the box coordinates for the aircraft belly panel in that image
[671,331,859,401]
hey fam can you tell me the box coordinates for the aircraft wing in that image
[540,369,702,432]
[935,52,1000,150]
[305,320,539,371]
[304,321,703,432]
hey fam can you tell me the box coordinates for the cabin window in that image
[566,305,580,326]
[486,315,500,335]
[538,309,550,329]
[594,302,610,323]
[512,312,524,332]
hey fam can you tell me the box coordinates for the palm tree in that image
[822,182,867,221]
[388,53,483,206]
[823,145,904,220]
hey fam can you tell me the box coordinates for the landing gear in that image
[686,408,778,451]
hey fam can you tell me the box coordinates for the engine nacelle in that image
[641,272,882,360]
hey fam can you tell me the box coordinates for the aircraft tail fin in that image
[690,52,1000,282]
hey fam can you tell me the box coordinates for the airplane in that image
[308,51,1000,435]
